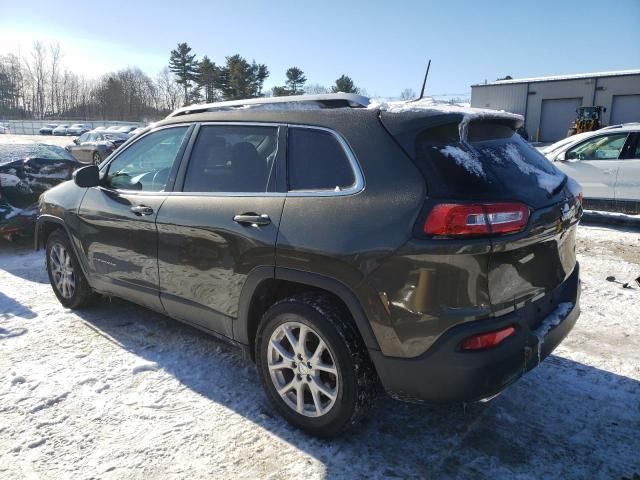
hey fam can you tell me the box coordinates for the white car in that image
[0,125,9,134]
[52,124,69,136]
[67,123,91,136]
[542,124,640,213]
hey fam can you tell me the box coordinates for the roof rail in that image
[166,93,371,118]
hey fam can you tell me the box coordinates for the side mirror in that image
[73,165,100,188]
[556,151,566,161]
[73,139,79,145]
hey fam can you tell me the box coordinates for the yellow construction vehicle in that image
[567,106,607,136]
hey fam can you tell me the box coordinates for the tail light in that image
[462,326,515,350]
[424,202,530,237]
[576,193,583,208]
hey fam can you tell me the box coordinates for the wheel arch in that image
[35,215,92,282]
[234,266,380,360]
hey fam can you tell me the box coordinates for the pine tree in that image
[271,86,290,97]
[217,55,269,100]
[168,43,199,106]
[331,74,358,94]
[198,56,219,103]
[285,67,306,95]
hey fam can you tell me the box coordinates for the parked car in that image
[1,142,80,236]
[66,131,129,164]
[93,126,108,132]
[128,127,147,138]
[67,123,91,136]
[52,125,69,136]
[541,124,640,214]
[106,125,123,132]
[117,125,138,134]
[36,94,582,437]
[0,124,10,134]
[39,124,59,135]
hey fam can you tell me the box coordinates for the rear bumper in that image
[370,263,581,404]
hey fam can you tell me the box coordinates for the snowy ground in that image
[0,225,639,479]
[0,135,73,148]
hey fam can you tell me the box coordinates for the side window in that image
[287,128,356,191]
[633,134,640,158]
[77,132,90,143]
[566,134,628,160]
[106,126,189,192]
[183,125,278,193]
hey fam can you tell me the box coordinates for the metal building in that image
[470,70,640,142]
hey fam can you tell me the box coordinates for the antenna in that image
[416,59,431,101]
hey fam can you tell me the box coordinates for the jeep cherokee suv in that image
[36,93,582,437]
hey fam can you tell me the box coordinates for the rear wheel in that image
[46,229,97,309]
[92,151,102,165]
[256,293,377,437]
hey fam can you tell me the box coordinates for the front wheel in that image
[46,229,97,309]
[256,293,378,437]
[92,151,102,165]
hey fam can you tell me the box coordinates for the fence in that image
[0,119,144,135]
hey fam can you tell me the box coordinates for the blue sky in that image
[1,0,638,98]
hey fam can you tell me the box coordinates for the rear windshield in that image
[416,122,566,201]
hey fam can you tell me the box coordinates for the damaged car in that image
[1,143,80,237]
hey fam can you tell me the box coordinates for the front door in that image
[615,133,640,202]
[561,132,632,199]
[76,125,192,311]
[156,124,285,337]
[70,132,91,161]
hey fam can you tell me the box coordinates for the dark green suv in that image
[36,94,582,437]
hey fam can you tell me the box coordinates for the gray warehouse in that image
[470,70,640,142]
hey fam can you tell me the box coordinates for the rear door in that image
[559,132,632,200]
[615,132,640,201]
[393,118,580,314]
[76,125,192,311]
[156,123,285,338]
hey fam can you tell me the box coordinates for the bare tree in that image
[49,43,62,116]
[400,88,416,100]
[304,83,329,94]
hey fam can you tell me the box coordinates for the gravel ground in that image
[0,224,639,479]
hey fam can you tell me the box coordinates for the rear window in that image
[415,122,566,201]
[287,128,356,191]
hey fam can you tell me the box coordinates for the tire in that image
[46,229,97,309]
[92,151,102,165]
[256,293,378,437]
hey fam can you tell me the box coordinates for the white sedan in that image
[541,124,640,213]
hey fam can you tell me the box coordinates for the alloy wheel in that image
[267,321,339,417]
[50,243,75,299]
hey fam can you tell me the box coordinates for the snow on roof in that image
[473,69,640,86]
[369,98,523,141]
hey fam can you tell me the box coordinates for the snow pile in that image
[368,98,523,141]
[439,145,485,177]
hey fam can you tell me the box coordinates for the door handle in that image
[130,205,154,216]
[233,213,271,226]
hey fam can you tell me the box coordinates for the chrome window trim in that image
[102,121,365,198]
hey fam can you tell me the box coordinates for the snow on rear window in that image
[501,143,564,193]
[438,145,485,177]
